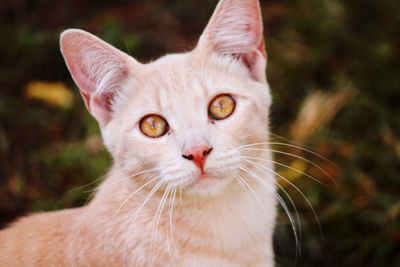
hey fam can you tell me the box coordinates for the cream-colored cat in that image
[0,0,277,266]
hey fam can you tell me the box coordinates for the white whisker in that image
[240,147,335,185]
[122,179,164,266]
[111,176,160,222]
[168,188,178,262]
[233,171,254,206]
[242,155,327,186]
[238,164,300,251]
[150,184,172,265]
[107,166,164,187]
[240,159,302,254]
[237,141,334,165]
[242,157,322,239]
[179,185,183,208]
[235,170,268,215]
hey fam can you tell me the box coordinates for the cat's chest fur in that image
[80,167,276,266]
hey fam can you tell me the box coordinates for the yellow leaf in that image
[277,159,307,187]
[290,88,354,142]
[25,81,74,108]
[388,202,400,220]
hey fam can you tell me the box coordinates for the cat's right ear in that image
[60,29,139,126]
[197,0,267,83]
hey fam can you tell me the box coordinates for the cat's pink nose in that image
[182,146,213,173]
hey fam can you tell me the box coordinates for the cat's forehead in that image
[126,54,206,116]
[136,52,251,101]
[147,53,209,99]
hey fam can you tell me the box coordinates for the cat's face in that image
[103,52,271,195]
[60,0,270,196]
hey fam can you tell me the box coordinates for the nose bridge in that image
[173,94,211,151]
[181,127,210,152]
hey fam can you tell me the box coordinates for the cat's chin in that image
[184,174,233,196]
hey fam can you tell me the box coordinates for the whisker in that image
[242,155,327,186]
[105,170,161,266]
[234,170,296,253]
[233,170,254,206]
[269,133,325,155]
[122,179,164,266]
[106,166,164,188]
[235,171,268,215]
[150,184,172,265]
[237,141,334,166]
[240,160,302,255]
[111,176,160,222]
[242,157,322,238]
[168,188,178,262]
[88,166,164,196]
[275,181,302,258]
[81,173,109,204]
[165,188,173,262]
[240,147,335,185]
[179,185,183,208]
[238,165,300,252]
[68,173,107,194]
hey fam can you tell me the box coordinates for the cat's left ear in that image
[198,0,266,82]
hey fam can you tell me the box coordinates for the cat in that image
[0,0,277,266]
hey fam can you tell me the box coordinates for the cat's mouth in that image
[184,171,233,196]
[199,172,211,179]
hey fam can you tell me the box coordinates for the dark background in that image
[0,0,399,266]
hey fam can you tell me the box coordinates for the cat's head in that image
[60,0,271,196]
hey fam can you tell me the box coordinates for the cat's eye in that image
[139,114,169,138]
[208,94,236,120]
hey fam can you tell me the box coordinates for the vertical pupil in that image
[151,119,156,129]
[219,101,224,110]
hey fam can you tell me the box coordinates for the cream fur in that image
[0,0,277,266]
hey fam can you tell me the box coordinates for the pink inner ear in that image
[93,91,115,112]
[236,39,267,69]
[75,65,96,111]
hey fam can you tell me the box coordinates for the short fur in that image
[0,0,277,266]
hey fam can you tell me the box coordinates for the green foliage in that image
[0,0,399,266]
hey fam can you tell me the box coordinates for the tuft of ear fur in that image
[60,29,137,126]
[198,0,267,82]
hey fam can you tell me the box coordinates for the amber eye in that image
[208,94,236,120]
[140,114,169,138]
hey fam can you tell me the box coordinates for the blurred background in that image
[0,0,399,266]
